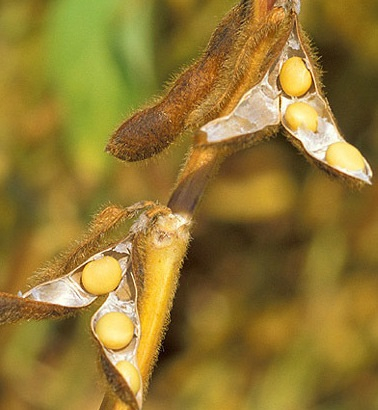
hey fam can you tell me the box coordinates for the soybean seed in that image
[325,141,365,171]
[284,102,318,132]
[81,256,122,295]
[279,57,312,97]
[95,312,134,350]
[116,361,141,395]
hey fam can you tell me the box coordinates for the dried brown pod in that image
[106,0,293,162]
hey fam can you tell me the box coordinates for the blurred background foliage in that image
[0,0,378,409]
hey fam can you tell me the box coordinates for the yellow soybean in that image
[95,312,134,350]
[325,141,365,171]
[284,102,318,132]
[81,256,122,295]
[116,361,141,395]
[279,57,312,97]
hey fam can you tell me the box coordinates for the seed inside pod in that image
[95,312,134,350]
[81,256,122,295]
[284,102,318,132]
[279,57,312,97]
[325,141,366,171]
[116,360,141,395]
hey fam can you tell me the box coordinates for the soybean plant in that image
[0,1,372,409]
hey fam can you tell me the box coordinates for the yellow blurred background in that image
[1,0,378,409]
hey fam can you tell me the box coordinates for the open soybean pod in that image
[0,233,132,324]
[279,15,372,186]
[91,258,142,410]
[21,236,133,308]
[198,1,372,187]
[0,203,156,325]
[97,206,192,409]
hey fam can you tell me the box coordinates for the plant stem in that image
[168,143,228,217]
